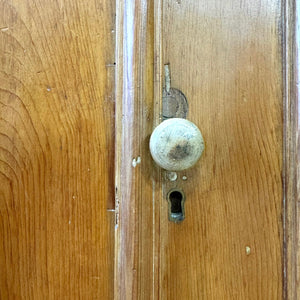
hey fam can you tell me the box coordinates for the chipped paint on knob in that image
[149,118,204,171]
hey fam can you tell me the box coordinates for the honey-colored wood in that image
[0,0,115,298]
[116,0,283,299]
[114,1,162,298]
[1,0,286,298]
[160,1,283,299]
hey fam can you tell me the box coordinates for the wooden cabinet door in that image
[114,0,298,299]
[1,0,299,299]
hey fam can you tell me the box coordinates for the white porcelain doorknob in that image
[149,118,204,171]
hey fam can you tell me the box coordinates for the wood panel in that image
[0,0,115,298]
[160,0,283,299]
[116,1,283,299]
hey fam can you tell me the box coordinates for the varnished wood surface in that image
[284,0,300,299]
[160,0,283,299]
[114,1,161,298]
[116,0,283,299]
[0,0,115,298]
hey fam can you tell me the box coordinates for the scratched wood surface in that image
[0,0,115,298]
[160,0,283,299]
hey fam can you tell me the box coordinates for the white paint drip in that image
[245,246,251,255]
[132,156,141,167]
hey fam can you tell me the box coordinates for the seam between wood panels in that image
[114,0,123,297]
[153,0,163,299]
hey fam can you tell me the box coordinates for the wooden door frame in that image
[283,0,300,299]
[114,0,300,298]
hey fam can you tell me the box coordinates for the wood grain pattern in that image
[283,0,300,299]
[114,0,166,298]
[116,0,283,299]
[160,0,283,299]
[114,0,162,298]
[0,0,115,298]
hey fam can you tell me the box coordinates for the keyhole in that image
[168,189,185,223]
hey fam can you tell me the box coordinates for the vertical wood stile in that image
[284,0,300,299]
[114,0,163,298]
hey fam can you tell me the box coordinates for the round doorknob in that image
[149,118,204,171]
